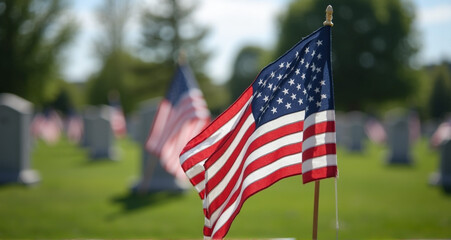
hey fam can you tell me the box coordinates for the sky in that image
[61,0,451,84]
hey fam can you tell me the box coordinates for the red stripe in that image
[210,162,303,238]
[303,121,335,140]
[302,166,337,184]
[204,107,253,169]
[205,122,303,215]
[181,88,253,155]
[302,143,336,160]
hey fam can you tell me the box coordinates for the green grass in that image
[0,137,450,239]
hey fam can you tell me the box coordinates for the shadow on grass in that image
[107,191,185,220]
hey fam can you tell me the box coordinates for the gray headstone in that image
[0,93,40,185]
[439,140,451,192]
[335,111,366,152]
[346,111,366,152]
[385,109,413,165]
[84,106,116,160]
[131,98,189,193]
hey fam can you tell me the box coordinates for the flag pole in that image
[312,5,334,240]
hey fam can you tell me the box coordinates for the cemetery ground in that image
[0,137,450,239]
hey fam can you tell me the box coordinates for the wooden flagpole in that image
[312,5,334,240]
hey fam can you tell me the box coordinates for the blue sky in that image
[61,0,451,84]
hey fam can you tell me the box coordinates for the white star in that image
[307,84,312,90]
[258,79,263,85]
[301,73,306,80]
[284,74,288,79]
[263,96,269,102]
[305,47,310,54]
[295,51,299,58]
[273,85,278,92]
[306,106,309,111]
[316,40,323,46]
[295,69,300,75]
[279,62,285,68]
[317,53,322,60]
[277,74,283,80]
[298,98,303,105]
[286,62,291,69]
[305,62,310,69]
[316,67,321,73]
[314,88,320,93]
[256,92,262,98]
[262,80,267,87]
[303,89,307,95]
[285,103,292,109]
[260,106,264,112]
[316,101,322,107]
[321,94,327,99]
[313,75,317,81]
[296,84,301,90]
[270,72,275,78]
[277,98,283,104]
[271,107,277,114]
[311,63,316,72]
[283,88,289,95]
[300,58,305,65]
[311,50,316,57]
[291,93,297,100]
[267,83,273,90]
[320,80,326,85]
[288,78,295,85]
[308,96,314,102]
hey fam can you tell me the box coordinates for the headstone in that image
[84,106,116,160]
[346,111,366,152]
[385,109,413,165]
[438,140,451,193]
[0,93,40,185]
[131,98,189,193]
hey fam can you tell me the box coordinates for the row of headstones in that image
[336,109,451,193]
[0,93,186,192]
[336,109,417,164]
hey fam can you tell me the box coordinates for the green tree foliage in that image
[0,0,76,104]
[140,0,229,115]
[85,0,131,111]
[275,0,418,111]
[428,63,451,120]
[228,46,265,102]
[140,0,209,70]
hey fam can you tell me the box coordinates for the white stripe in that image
[302,132,336,152]
[185,159,207,178]
[206,130,303,206]
[210,153,303,232]
[206,113,305,225]
[206,114,254,180]
[304,110,335,130]
[180,98,252,165]
[205,110,304,200]
[302,154,337,174]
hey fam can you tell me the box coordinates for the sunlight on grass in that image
[0,137,450,239]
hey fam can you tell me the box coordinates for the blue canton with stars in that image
[251,26,334,127]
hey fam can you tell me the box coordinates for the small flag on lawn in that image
[180,25,337,238]
[146,63,210,180]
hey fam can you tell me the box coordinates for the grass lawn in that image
[0,137,450,239]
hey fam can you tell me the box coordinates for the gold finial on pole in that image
[177,49,187,65]
[323,5,334,27]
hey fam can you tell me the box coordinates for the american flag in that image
[146,63,210,180]
[110,105,127,138]
[180,26,337,238]
[31,109,63,145]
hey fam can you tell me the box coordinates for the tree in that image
[227,46,265,102]
[428,63,451,120]
[275,0,418,111]
[85,0,131,111]
[0,0,76,104]
[140,0,209,70]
